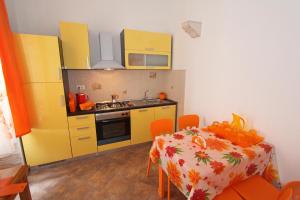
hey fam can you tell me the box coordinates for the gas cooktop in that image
[95,101,133,111]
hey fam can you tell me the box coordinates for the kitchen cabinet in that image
[130,105,176,144]
[154,105,176,131]
[130,107,155,144]
[121,29,172,70]
[22,129,72,166]
[59,21,90,69]
[23,83,68,129]
[22,83,72,166]
[14,34,63,83]
[123,29,171,52]
[68,114,95,128]
[17,33,72,166]
[68,114,97,157]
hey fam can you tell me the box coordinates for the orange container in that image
[68,92,76,112]
[159,92,167,100]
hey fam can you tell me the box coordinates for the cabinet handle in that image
[78,136,91,141]
[145,48,154,51]
[57,67,62,81]
[86,56,90,68]
[76,126,90,131]
[161,106,170,109]
[139,109,148,112]
[60,95,65,106]
[76,116,88,120]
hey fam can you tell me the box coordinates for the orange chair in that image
[147,119,174,177]
[214,187,243,200]
[178,114,200,130]
[232,175,296,200]
[147,119,173,200]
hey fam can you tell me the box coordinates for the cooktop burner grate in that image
[95,101,131,111]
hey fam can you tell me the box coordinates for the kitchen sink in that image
[142,99,162,104]
[129,99,168,106]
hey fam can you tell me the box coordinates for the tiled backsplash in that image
[67,70,186,116]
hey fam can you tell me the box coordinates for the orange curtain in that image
[0,0,30,137]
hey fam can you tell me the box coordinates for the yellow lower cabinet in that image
[69,124,97,157]
[22,129,72,166]
[68,114,95,128]
[70,134,97,157]
[130,107,155,144]
[154,105,176,131]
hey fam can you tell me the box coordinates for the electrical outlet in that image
[76,85,86,91]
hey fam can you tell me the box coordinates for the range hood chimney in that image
[92,32,124,70]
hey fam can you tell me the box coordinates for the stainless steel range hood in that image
[92,32,124,70]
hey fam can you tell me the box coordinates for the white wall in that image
[176,0,300,183]
[6,0,300,184]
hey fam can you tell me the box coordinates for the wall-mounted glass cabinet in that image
[121,29,172,70]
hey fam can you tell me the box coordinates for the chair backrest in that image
[178,114,200,130]
[150,119,173,141]
[279,181,300,200]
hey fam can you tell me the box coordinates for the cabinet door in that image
[60,22,90,69]
[130,108,155,144]
[125,50,171,70]
[14,34,62,83]
[23,83,68,129]
[22,128,72,166]
[124,29,171,52]
[154,105,176,131]
[70,134,97,157]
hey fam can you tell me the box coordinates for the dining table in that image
[149,128,279,200]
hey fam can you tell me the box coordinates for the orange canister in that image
[159,92,167,100]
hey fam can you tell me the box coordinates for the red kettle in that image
[76,93,88,104]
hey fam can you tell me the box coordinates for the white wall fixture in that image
[182,20,202,38]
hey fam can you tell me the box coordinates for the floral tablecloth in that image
[150,128,279,200]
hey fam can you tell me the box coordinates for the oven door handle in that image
[98,117,129,124]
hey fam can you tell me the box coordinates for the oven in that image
[95,110,131,145]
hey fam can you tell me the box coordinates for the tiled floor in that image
[28,143,186,200]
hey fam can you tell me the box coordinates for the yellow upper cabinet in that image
[121,29,172,70]
[14,34,63,83]
[59,21,90,69]
[123,29,171,52]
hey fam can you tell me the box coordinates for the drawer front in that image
[71,134,97,157]
[69,124,96,138]
[68,114,95,127]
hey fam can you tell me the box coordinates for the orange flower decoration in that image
[188,169,201,186]
[229,172,245,186]
[263,163,279,183]
[158,138,165,150]
[243,149,256,160]
[167,161,183,190]
[206,138,228,151]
